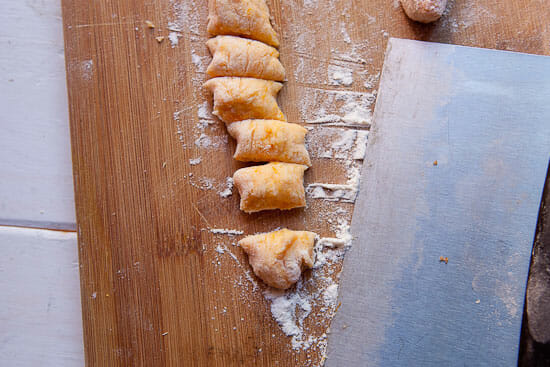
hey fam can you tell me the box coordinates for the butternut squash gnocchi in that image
[227,120,310,166]
[233,162,307,213]
[206,36,285,81]
[203,77,285,123]
[207,0,280,47]
[239,229,316,289]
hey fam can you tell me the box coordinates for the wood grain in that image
[61,0,550,365]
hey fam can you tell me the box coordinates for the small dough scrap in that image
[227,120,311,166]
[206,36,285,81]
[207,0,280,47]
[400,0,448,23]
[233,162,307,213]
[203,77,285,124]
[239,228,316,289]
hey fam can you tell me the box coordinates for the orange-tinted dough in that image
[227,120,311,166]
[206,36,285,81]
[203,77,285,123]
[400,0,447,23]
[233,162,307,213]
[239,228,316,289]
[207,0,280,47]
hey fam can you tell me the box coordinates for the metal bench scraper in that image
[326,38,550,366]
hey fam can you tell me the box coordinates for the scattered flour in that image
[328,65,353,86]
[187,175,216,191]
[219,177,234,198]
[323,284,339,306]
[308,128,368,161]
[191,52,205,70]
[440,2,496,32]
[310,128,368,160]
[80,60,93,81]
[167,22,182,32]
[215,243,259,291]
[264,288,312,340]
[194,133,227,149]
[195,132,211,148]
[210,228,244,236]
[332,129,357,153]
[168,31,181,47]
[198,177,214,190]
[353,130,369,160]
[340,22,351,44]
[189,157,201,165]
[314,219,353,268]
[170,0,201,36]
[341,100,372,125]
[305,90,376,126]
[303,0,319,10]
[307,163,361,203]
[363,72,380,89]
[197,101,211,120]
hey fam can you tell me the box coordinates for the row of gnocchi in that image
[204,0,317,290]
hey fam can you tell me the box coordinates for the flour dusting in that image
[168,31,180,47]
[328,65,353,86]
[210,228,244,236]
[314,219,353,268]
[264,288,312,340]
[305,90,376,126]
[219,177,234,198]
[307,163,361,203]
[189,157,202,165]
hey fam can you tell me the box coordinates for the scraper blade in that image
[326,38,550,366]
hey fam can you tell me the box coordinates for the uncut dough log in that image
[227,120,311,166]
[207,0,280,48]
[233,162,307,213]
[239,228,316,289]
[400,0,448,23]
[203,77,285,123]
[206,36,285,81]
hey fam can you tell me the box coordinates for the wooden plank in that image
[0,226,83,366]
[326,38,550,366]
[0,1,75,229]
[60,0,550,365]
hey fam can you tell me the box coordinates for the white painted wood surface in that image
[0,0,76,230]
[0,226,84,366]
[0,1,84,366]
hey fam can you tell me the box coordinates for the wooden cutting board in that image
[61,0,550,365]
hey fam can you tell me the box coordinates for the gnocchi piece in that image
[233,162,307,213]
[203,77,285,123]
[207,0,280,48]
[239,228,316,289]
[227,120,311,166]
[206,36,285,81]
[400,0,448,23]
